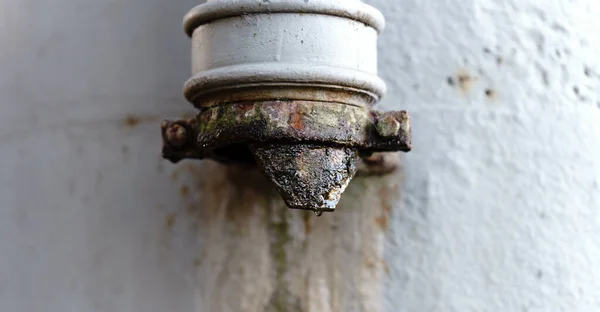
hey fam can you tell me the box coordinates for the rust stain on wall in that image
[180,185,190,198]
[303,212,312,234]
[375,216,389,230]
[447,68,479,95]
[456,68,478,94]
[164,213,176,230]
[124,116,141,127]
[122,115,159,128]
[378,184,395,215]
[374,167,402,230]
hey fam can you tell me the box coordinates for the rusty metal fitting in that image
[376,113,402,137]
[160,0,412,214]
[164,123,188,148]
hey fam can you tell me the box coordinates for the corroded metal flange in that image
[161,100,411,213]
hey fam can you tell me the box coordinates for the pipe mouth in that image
[250,144,358,212]
[183,0,385,36]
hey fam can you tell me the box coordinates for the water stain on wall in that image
[165,156,404,312]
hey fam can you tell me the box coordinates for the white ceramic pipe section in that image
[183,0,386,106]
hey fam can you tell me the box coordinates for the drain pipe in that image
[164,0,404,311]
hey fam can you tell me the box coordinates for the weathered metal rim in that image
[193,101,411,152]
[160,101,412,165]
[196,101,369,150]
[186,84,379,109]
[184,63,387,105]
[183,0,385,36]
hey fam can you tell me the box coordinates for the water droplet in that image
[314,211,323,217]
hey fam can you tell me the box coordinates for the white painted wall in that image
[368,0,600,311]
[1,0,600,311]
[0,1,199,311]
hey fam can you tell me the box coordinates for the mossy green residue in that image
[200,105,265,133]
[268,205,291,312]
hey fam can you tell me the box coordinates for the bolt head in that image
[165,124,188,148]
[376,115,401,137]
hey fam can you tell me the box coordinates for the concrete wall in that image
[1,0,600,311]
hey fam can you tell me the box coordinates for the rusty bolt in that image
[376,114,401,137]
[165,124,188,148]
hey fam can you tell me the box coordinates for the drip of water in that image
[314,211,323,217]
